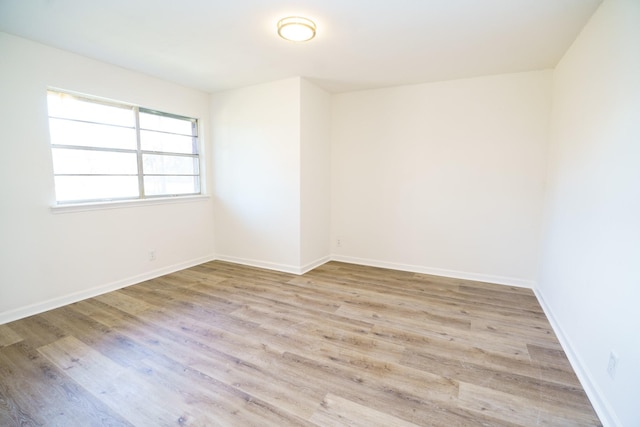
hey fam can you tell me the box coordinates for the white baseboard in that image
[214,254,306,275]
[534,288,619,427]
[331,254,535,289]
[300,256,332,274]
[1,253,532,325]
[0,254,216,325]
[213,254,331,275]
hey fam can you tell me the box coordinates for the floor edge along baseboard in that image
[331,254,535,289]
[533,288,618,427]
[0,254,216,325]
[1,254,535,325]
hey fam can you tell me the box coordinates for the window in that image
[47,90,201,204]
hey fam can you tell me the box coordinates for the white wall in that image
[211,78,302,272]
[0,33,215,323]
[300,79,331,270]
[331,71,552,287]
[211,77,332,274]
[537,0,640,425]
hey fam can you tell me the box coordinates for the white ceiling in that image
[0,0,602,93]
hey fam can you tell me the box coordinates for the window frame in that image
[47,89,203,206]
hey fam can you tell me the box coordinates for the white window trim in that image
[47,88,203,205]
[50,194,210,214]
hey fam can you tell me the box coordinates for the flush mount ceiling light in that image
[277,16,316,42]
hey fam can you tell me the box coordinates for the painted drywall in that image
[331,71,552,287]
[300,79,332,270]
[211,77,332,273]
[211,78,302,272]
[537,0,640,425]
[0,33,215,323]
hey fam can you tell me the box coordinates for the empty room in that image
[0,0,638,426]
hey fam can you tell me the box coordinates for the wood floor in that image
[0,261,601,426]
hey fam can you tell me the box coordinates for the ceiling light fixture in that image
[277,16,316,42]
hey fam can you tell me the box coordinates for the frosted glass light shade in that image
[277,16,316,42]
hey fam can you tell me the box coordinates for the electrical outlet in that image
[607,351,618,379]
[148,250,156,261]
[336,237,342,247]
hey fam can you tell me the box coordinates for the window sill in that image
[50,195,211,214]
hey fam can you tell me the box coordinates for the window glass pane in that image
[139,111,194,136]
[144,176,200,196]
[49,118,137,150]
[140,130,196,154]
[47,91,134,127]
[55,176,139,202]
[47,90,201,204]
[143,154,199,175]
[52,148,138,175]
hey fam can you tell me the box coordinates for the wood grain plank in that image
[3,315,67,348]
[0,324,22,348]
[0,341,132,426]
[458,381,602,426]
[75,297,327,421]
[310,393,422,427]
[38,336,173,426]
[401,347,596,415]
[280,351,519,426]
[0,260,600,426]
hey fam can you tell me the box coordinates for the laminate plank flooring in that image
[0,261,601,426]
